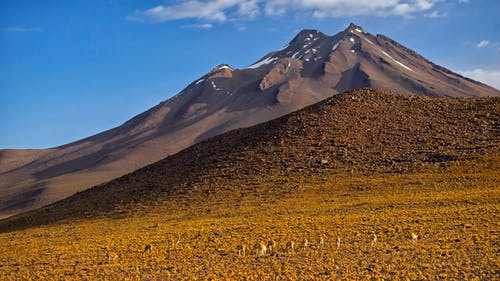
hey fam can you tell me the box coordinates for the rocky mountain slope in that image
[2,89,498,231]
[1,23,499,218]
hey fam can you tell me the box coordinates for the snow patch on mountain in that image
[247,56,279,69]
[277,44,290,51]
[381,51,413,72]
[394,60,413,72]
[292,51,302,59]
[332,40,342,51]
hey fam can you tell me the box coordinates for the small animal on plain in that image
[336,237,341,249]
[236,244,246,256]
[106,252,118,261]
[285,241,295,252]
[411,232,418,242]
[267,240,277,254]
[303,238,309,250]
[318,236,325,249]
[253,242,267,257]
[371,234,378,246]
[144,244,153,254]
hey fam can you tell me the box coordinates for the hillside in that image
[1,23,499,219]
[2,88,498,231]
[1,89,499,280]
[0,89,500,280]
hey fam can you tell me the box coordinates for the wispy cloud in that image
[197,23,215,29]
[1,27,42,33]
[476,40,490,48]
[459,68,500,90]
[128,0,444,25]
[237,0,259,19]
[281,0,441,18]
[266,0,440,18]
[424,10,447,18]
[127,0,259,23]
[183,23,215,29]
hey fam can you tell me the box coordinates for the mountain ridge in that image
[1,23,499,218]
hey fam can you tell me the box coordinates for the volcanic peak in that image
[246,23,372,70]
[346,22,366,33]
[288,29,328,45]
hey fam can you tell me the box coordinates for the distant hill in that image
[1,23,499,219]
[2,88,498,231]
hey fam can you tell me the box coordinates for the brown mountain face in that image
[0,149,53,174]
[1,23,499,219]
[1,88,498,231]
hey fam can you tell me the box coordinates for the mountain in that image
[1,23,499,218]
[1,88,498,230]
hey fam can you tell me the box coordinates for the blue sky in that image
[1,0,499,149]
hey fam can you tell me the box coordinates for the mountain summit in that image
[243,23,497,97]
[1,23,499,218]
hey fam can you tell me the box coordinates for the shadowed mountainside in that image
[1,88,498,231]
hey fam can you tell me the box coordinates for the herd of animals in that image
[105,232,420,261]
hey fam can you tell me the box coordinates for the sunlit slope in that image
[0,156,498,280]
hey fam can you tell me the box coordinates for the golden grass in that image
[1,156,499,280]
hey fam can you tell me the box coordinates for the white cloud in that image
[476,40,490,48]
[128,0,259,23]
[265,0,439,18]
[1,27,41,32]
[237,0,260,19]
[198,23,214,29]
[183,23,215,29]
[129,0,444,25]
[459,69,500,90]
[424,10,447,18]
